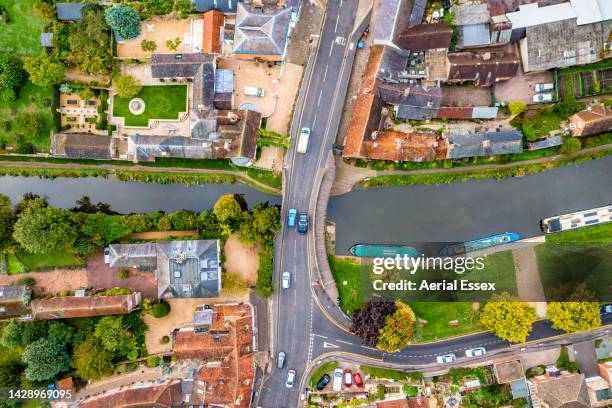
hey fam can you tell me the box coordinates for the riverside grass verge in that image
[361,148,612,188]
[0,166,279,194]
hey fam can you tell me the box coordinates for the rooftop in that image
[395,22,453,52]
[361,131,448,162]
[447,50,519,86]
[493,357,526,384]
[51,134,112,160]
[233,3,291,59]
[192,0,238,13]
[31,293,141,320]
[454,3,490,26]
[447,131,523,159]
[56,2,85,21]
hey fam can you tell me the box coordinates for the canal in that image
[328,156,612,254]
[0,175,281,212]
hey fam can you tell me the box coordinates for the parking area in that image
[494,69,554,104]
[217,58,303,135]
[441,85,492,107]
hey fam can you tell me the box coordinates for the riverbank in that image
[0,156,281,194]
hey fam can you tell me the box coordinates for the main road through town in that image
[256,2,612,407]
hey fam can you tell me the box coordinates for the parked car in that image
[297,213,309,234]
[282,272,291,289]
[535,83,554,92]
[354,373,364,388]
[244,86,265,97]
[343,369,352,387]
[602,304,612,314]
[286,370,296,388]
[277,351,286,369]
[316,374,331,390]
[104,247,110,264]
[533,93,553,103]
[465,347,486,358]
[436,353,456,364]
[332,368,343,391]
[287,208,297,228]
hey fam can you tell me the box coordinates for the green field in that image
[0,0,46,56]
[7,250,84,274]
[113,85,187,126]
[328,255,364,314]
[545,223,612,243]
[410,302,483,342]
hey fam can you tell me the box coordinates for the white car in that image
[535,83,554,92]
[244,86,265,97]
[533,93,553,103]
[436,354,456,364]
[282,272,291,289]
[332,368,343,391]
[465,347,486,358]
[286,370,296,388]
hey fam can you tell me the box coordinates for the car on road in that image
[316,374,330,390]
[354,373,364,388]
[282,272,291,289]
[436,353,456,364]
[286,370,296,388]
[602,304,612,314]
[287,208,297,228]
[332,368,343,391]
[465,347,486,358]
[343,369,352,387]
[533,93,553,103]
[535,83,554,92]
[104,247,110,264]
[277,351,285,369]
[297,213,309,234]
[244,86,265,97]
[297,127,310,154]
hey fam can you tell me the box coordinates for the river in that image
[0,175,281,212]
[328,156,612,254]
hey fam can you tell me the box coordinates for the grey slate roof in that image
[51,134,112,160]
[373,0,426,45]
[233,3,291,57]
[56,3,85,21]
[460,23,491,48]
[447,131,523,159]
[378,84,442,120]
[192,0,237,13]
[528,135,563,150]
[192,62,216,109]
[454,3,490,25]
[150,53,215,79]
[108,243,158,271]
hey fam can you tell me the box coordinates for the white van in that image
[297,127,310,154]
[244,86,265,97]
[332,368,343,392]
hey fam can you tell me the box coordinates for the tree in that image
[168,209,197,230]
[560,137,581,155]
[144,0,173,15]
[0,320,23,348]
[67,7,112,74]
[23,53,66,87]
[0,194,15,250]
[351,297,396,347]
[105,5,141,40]
[0,356,24,388]
[16,113,43,136]
[508,101,527,116]
[122,213,152,232]
[59,83,72,94]
[521,120,536,141]
[555,95,585,119]
[149,301,171,318]
[32,0,56,20]
[173,0,196,18]
[73,336,114,380]
[547,302,601,333]
[0,52,25,102]
[480,293,537,343]
[13,198,78,254]
[141,39,157,52]
[94,316,136,357]
[74,213,130,254]
[113,74,142,99]
[23,337,71,381]
[213,195,243,226]
[238,204,281,244]
[156,214,172,231]
[78,85,94,101]
[377,301,416,352]
[165,37,182,51]
[48,321,74,345]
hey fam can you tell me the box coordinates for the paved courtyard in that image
[86,254,159,299]
[495,69,554,104]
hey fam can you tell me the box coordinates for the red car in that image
[354,373,364,388]
[343,369,353,387]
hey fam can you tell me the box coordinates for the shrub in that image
[13,277,35,287]
[255,244,274,298]
[559,137,581,155]
[105,5,141,40]
[159,335,170,345]
[521,120,536,141]
[140,39,157,52]
[116,269,129,279]
[96,287,131,296]
[508,101,527,116]
[149,301,171,318]
[146,356,162,367]
[165,37,181,51]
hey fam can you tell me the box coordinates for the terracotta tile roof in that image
[569,103,612,136]
[31,293,141,320]
[407,397,431,408]
[203,10,224,53]
[447,50,519,86]
[378,400,410,408]
[343,94,384,158]
[80,380,187,408]
[395,22,453,51]
[437,106,474,119]
[360,45,385,93]
[361,131,448,162]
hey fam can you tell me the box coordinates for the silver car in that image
[436,353,456,364]
[465,347,486,358]
[282,272,291,289]
[286,370,296,388]
[277,351,286,369]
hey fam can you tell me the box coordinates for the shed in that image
[40,33,54,48]
[56,3,85,21]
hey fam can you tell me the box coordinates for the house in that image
[437,106,498,120]
[51,134,112,160]
[232,3,292,61]
[453,3,492,48]
[447,49,519,86]
[56,2,85,21]
[203,9,224,53]
[192,0,238,14]
[584,374,612,407]
[395,23,453,52]
[31,292,142,320]
[379,84,442,120]
[447,131,523,159]
[569,104,612,137]
[358,131,448,162]
[106,240,222,298]
[0,285,31,320]
[528,369,591,408]
[372,0,427,49]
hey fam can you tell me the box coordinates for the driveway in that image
[494,69,554,104]
[86,254,158,299]
[570,340,599,377]
[441,85,491,107]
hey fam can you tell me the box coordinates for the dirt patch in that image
[223,234,259,286]
[441,85,491,107]
[0,269,88,296]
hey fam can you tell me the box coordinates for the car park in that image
[343,369,352,387]
[282,272,291,289]
[287,208,297,228]
[354,373,364,388]
[277,351,285,369]
[533,93,553,103]
[316,374,331,390]
[436,353,456,364]
[297,213,309,234]
[286,370,296,388]
[535,83,554,92]
[465,347,486,358]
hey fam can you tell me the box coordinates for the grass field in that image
[328,255,363,314]
[545,223,612,243]
[410,302,483,342]
[0,0,46,56]
[113,85,187,126]
[0,82,58,152]
[7,250,84,274]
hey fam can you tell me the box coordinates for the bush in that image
[105,5,141,40]
[149,301,171,318]
[146,356,162,367]
[140,39,157,52]
[560,137,581,155]
[116,269,129,279]
[509,101,527,116]
[13,277,35,287]
[521,120,536,141]
[159,335,170,345]
[96,287,131,296]
[255,244,274,298]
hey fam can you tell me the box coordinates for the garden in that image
[556,60,612,98]
[112,85,187,127]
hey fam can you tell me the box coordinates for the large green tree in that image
[73,336,114,380]
[377,301,416,352]
[23,337,71,381]
[74,213,130,254]
[12,198,79,254]
[238,204,280,244]
[105,5,141,40]
[0,194,15,250]
[213,195,243,228]
[94,316,136,357]
[113,74,142,99]
[480,293,537,343]
[0,354,24,388]
[0,53,25,102]
[67,6,112,74]
[547,302,601,333]
[23,53,66,87]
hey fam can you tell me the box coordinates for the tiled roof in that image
[395,22,453,52]
[31,293,141,320]
[203,9,224,54]
[192,0,237,13]
[56,3,85,21]
[448,51,519,86]
[381,84,442,120]
[150,53,215,78]
[528,135,563,150]
[532,373,590,408]
[361,131,448,162]
[569,103,612,136]
[447,131,523,159]
[454,3,490,25]
[233,3,291,57]
[51,134,112,160]
[372,0,426,45]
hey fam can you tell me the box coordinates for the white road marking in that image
[311,333,328,339]
[329,43,334,56]
[323,65,328,81]
[336,340,352,345]
[334,18,339,33]
[335,36,346,46]
[323,342,340,349]
[340,0,343,6]
[313,114,318,127]
[317,90,323,106]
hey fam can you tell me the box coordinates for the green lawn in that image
[7,250,84,274]
[545,223,612,243]
[527,108,563,139]
[308,361,338,388]
[360,366,423,381]
[410,302,483,342]
[328,255,364,314]
[0,81,58,152]
[0,0,46,56]
[112,85,187,127]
